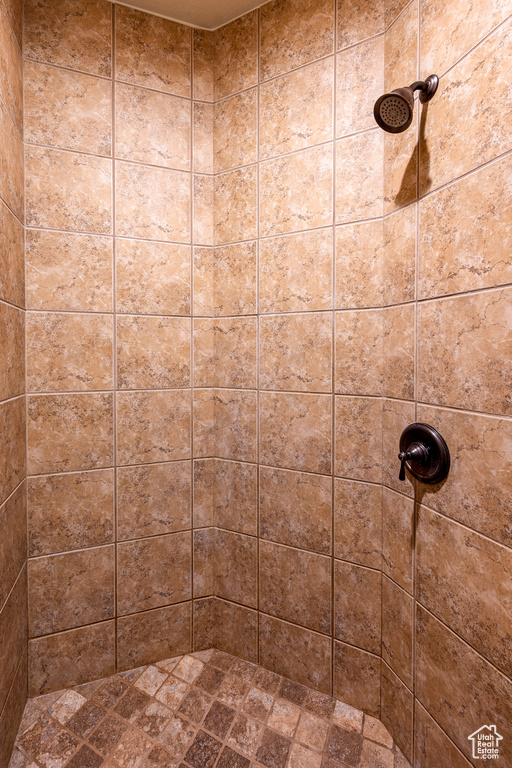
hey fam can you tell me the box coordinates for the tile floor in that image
[10,649,412,768]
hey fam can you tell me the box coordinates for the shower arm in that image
[408,76,439,103]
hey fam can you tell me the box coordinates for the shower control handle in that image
[398,423,450,485]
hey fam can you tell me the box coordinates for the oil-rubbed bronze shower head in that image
[374,74,438,133]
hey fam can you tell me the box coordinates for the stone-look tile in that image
[214,88,257,173]
[194,528,215,598]
[26,230,112,312]
[116,239,190,316]
[260,467,331,554]
[0,1,22,131]
[214,166,257,245]
[0,396,26,503]
[260,58,333,159]
[117,461,190,541]
[335,396,382,482]
[418,288,512,416]
[296,710,329,750]
[335,220,383,309]
[194,175,214,246]
[260,229,332,314]
[0,100,25,220]
[333,641,380,717]
[185,730,222,767]
[193,29,214,102]
[363,715,393,747]
[260,313,332,393]
[383,111,417,214]
[106,727,153,767]
[0,301,24,400]
[242,686,273,723]
[421,0,512,77]
[334,561,381,654]
[134,666,168,697]
[156,714,196,762]
[194,102,213,175]
[260,392,332,474]
[37,728,81,765]
[117,603,191,671]
[25,146,111,233]
[0,200,24,308]
[192,459,215,528]
[24,0,111,76]
[414,702,472,768]
[0,483,26,606]
[360,739,394,768]
[332,701,363,733]
[256,728,291,768]
[195,389,257,463]
[260,145,333,237]
[337,0,384,50]
[0,652,27,768]
[28,546,115,636]
[116,390,191,466]
[416,604,512,764]
[116,161,190,243]
[26,312,113,392]
[192,248,214,316]
[382,205,416,307]
[215,600,258,663]
[115,5,190,96]
[24,61,111,156]
[336,36,384,137]
[0,567,27,713]
[260,540,331,634]
[155,678,188,710]
[335,310,383,396]
[381,576,413,689]
[194,317,257,389]
[384,0,417,93]
[28,469,114,557]
[213,11,257,100]
[421,19,512,194]
[381,398,415,496]
[419,155,512,299]
[215,530,257,608]
[203,700,236,739]
[2,0,23,47]
[115,83,190,170]
[268,699,301,738]
[336,131,383,224]
[117,315,190,390]
[260,0,334,81]
[209,242,257,316]
[27,393,113,475]
[382,487,414,594]
[213,460,257,536]
[417,404,512,546]
[228,712,263,755]
[117,531,191,615]
[417,505,512,677]
[325,724,362,766]
[259,615,331,694]
[334,479,382,569]
[382,304,415,400]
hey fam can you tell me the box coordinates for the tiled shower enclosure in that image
[0,0,511,765]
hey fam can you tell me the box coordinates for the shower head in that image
[374,74,438,133]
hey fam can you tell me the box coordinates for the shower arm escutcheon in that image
[398,422,450,484]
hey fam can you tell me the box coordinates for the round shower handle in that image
[398,423,450,484]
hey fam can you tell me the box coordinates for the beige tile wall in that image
[0,0,27,760]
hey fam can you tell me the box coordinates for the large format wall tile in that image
[337,0,384,51]
[334,479,382,569]
[382,304,415,400]
[418,288,512,416]
[260,467,331,554]
[194,317,257,389]
[115,83,190,170]
[0,1,22,132]
[335,310,383,396]
[419,154,512,299]
[194,174,214,246]
[26,312,113,392]
[260,229,332,314]
[260,0,334,81]
[336,36,383,137]
[380,662,413,761]
[414,703,472,768]
[193,29,214,102]
[116,161,190,242]
[26,230,112,312]
[0,483,26,607]
[211,242,257,316]
[28,545,115,636]
[0,99,24,219]
[381,205,416,307]
[260,313,332,392]
[25,146,112,233]
[335,220,383,309]
[333,641,380,717]
[215,530,257,608]
[384,0,417,93]
[214,88,257,172]
[420,18,512,193]
[382,398,415,496]
[0,397,26,503]
[28,470,114,557]
[382,487,414,594]
[115,5,190,97]
[214,459,257,535]
[214,166,257,244]
[194,102,213,174]
[381,575,413,689]
[335,131,383,223]
[117,602,191,670]
[260,57,333,159]
[0,568,27,713]
[215,600,258,662]
[0,200,24,308]
[335,396,382,482]
[27,393,113,475]
[260,144,333,237]
[334,560,381,654]
[24,0,112,76]
[0,300,24,400]
[213,11,257,100]
[24,61,112,155]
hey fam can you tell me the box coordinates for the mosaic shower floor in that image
[10,649,411,768]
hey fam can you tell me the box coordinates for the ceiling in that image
[114,0,269,29]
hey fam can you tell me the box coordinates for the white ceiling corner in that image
[113,0,270,30]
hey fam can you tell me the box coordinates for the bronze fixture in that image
[398,422,450,484]
[374,75,439,133]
